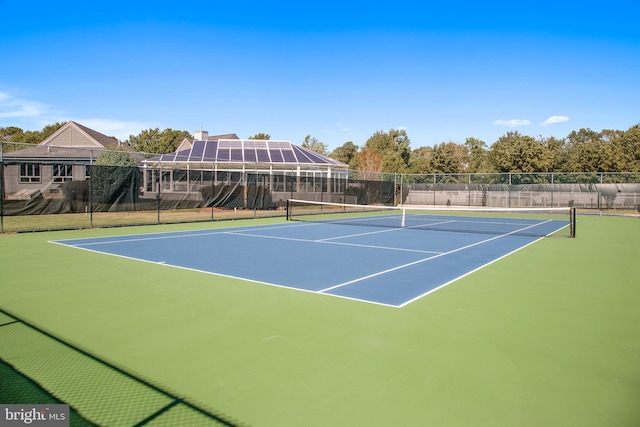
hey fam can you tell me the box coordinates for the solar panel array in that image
[152,139,346,166]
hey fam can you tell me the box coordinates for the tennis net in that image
[286,199,576,238]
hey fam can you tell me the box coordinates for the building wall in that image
[48,126,98,147]
[3,163,88,197]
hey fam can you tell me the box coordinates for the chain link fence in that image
[2,142,639,232]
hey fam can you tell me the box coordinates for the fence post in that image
[157,163,161,224]
[89,151,94,228]
[0,158,4,234]
[433,173,436,205]
[211,162,215,221]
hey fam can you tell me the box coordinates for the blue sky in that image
[1,0,639,151]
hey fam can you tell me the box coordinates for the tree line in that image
[2,122,639,173]
[326,125,640,174]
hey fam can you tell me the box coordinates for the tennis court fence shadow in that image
[0,308,249,427]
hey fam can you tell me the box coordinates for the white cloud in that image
[336,122,351,132]
[493,119,531,127]
[540,115,569,126]
[0,91,48,118]
[0,90,160,141]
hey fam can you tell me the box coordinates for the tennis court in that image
[1,211,639,427]
[51,204,573,307]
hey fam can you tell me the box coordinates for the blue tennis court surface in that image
[51,217,569,307]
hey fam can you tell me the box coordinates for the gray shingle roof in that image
[2,121,135,161]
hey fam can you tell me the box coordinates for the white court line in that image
[224,231,442,255]
[49,217,563,308]
[315,219,457,241]
[49,237,402,309]
[319,219,553,293]
[396,236,545,308]
[50,222,314,246]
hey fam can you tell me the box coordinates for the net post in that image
[571,207,577,238]
[401,207,406,228]
[286,199,291,221]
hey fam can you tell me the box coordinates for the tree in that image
[355,148,384,173]
[613,124,640,172]
[539,135,567,172]
[0,126,24,142]
[363,129,411,173]
[431,142,469,174]
[127,128,191,154]
[302,135,329,155]
[564,128,615,172]
[487,131,546,173]
[408,146,434,174]
[95,148,137,166]
[464,137,488,173]
[329,141,359,167]
[249,133,271,140]
[0,122,64,144]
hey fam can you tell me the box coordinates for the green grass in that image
[1,216,639,426]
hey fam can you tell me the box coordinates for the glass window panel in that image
[19,163,41,183]
[218,140,236,148]
[53,164,73,183]
[230,172,242,183]
[202,171,214,182]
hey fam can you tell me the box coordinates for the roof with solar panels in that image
[142,130,348,171]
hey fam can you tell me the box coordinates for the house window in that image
[53,164,73,182]
[20,164,41,183]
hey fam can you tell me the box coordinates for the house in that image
[1,121,134,199]
[1,123,350,207]
[140,130,349,204]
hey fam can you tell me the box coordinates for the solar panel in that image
[292,145,314,163]
[217,148,230,161]
[257,149,270,162]
[203,141,217,161]
[244,148,257,162]
[158,154,175,162]
[269,149,284,162]
[230,149,244,162]
[282,149,297,163]
[143,138,347,168]
[191,141,205,160]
